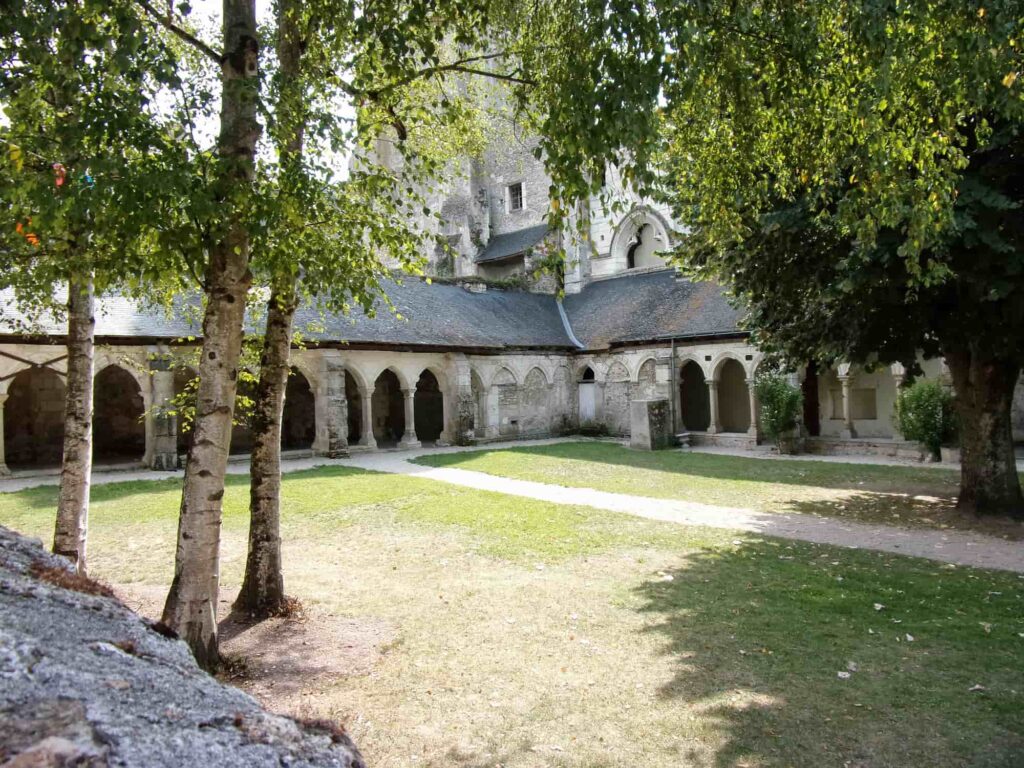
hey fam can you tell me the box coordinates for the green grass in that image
[1,467,1022,766]
[414,441,1024,536]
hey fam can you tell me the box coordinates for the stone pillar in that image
[451,354,475,445]
[746,378,760,440]
[0,393,9,475]
[706,379,720,434]
[485,386,500,438]
[316,354,349,458]
[399,388,421,449]
[360,387,376,449]
[149,357,178,470]
[594,381,607,424]
[838,374,857,438]
[890,363,906,440]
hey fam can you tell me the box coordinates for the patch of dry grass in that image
[2,467,1022,767]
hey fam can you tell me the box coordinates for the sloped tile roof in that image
[562,269,743,349]
[475,223,550,263]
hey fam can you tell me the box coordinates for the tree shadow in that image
[632,539,1024,767]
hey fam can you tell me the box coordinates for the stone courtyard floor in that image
[3,438,1021,573]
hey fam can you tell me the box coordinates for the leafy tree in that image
[0,0,182,571]
[658,0,1024,517]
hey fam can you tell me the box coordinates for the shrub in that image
[895,380,956,459]
[754,373,803,447]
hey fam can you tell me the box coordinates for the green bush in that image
[754,373,803,447]
[895,380,956,459]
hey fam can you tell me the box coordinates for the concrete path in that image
[2,437,1022,573]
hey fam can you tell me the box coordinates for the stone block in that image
[630,398,672,451]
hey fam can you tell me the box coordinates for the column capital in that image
[402,387,416,398]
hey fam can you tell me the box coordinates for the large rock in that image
[0,525,364,768]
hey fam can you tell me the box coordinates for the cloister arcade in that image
[0,337,957,474]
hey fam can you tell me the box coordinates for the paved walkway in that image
[3,438,1022,573]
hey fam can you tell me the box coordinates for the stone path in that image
[3,438,1022,573]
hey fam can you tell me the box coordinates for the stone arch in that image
[345,370,363,444]
[521,366,551,435]
[93,364,146,463]
[470,368,487,438]
[372,368,405,447]
[414,368,445,444]
[718,358,751,433]
[604,360,631,435]
[491,366,518,388]
[282,367,316,451]
[492,366,520,437]
[635,358,658,399]
[578,364,596,382]
[679,359,711,431]
[711,351,751,381]
[369,364,410,392]
[4,366,65,469]
[609,206,673,272]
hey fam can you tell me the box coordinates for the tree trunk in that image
[235,284,297,617]
[946,346,1023,519]
[161,0,260,671]
[53,274,95,572]
[234,0,305,618]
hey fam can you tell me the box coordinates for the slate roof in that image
[0,278,574,350]
[0,269,743,351]
[561,269,744,350]
[475,223,550,263]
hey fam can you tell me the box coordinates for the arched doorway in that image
[718,358,751,433]
[578,366,596,423]
[372,369,404,447]
[414,370,444,444]
[282,368,316,450]
[471,370,486,438]
[345,371,363,444]
[4,367,65,469]
[94,366,145,463]
[229,376,256,455]
[173,367,197,457]
[522,367,550,435]
[679,360,710,431]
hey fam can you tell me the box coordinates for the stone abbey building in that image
[2,135,1022,472]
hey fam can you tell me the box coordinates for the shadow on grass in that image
[632,538,1024,768]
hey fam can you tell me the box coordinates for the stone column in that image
[838,374,857,438]
[149,357,178,470]
[316,355,349,458]
[451,354,475,445]
[0,393,9,475]
[360,387,376,449]
[745,378,760,439]
[399,388,421,449]
[890,363,906,440]
[485,386,500,438]
[706,379,720,434]
[594,381,607,424]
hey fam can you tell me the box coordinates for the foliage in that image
[753,373,803,446]
[0,0,187,313]
[895,380,957,459]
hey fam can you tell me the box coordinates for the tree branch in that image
[134,0,223,64]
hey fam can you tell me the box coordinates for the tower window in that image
[507,182,524,212]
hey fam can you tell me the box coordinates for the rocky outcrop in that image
[0,525,364,768]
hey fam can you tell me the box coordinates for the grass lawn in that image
[1,467,1022,767]
[414,441,1024,538]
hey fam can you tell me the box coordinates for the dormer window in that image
[507,182,524,212]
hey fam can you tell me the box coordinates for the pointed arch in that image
[4,366,65,468]
[282,366,316,450]
[94,364,145,463]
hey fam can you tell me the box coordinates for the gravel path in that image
[3,438,1022,573]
